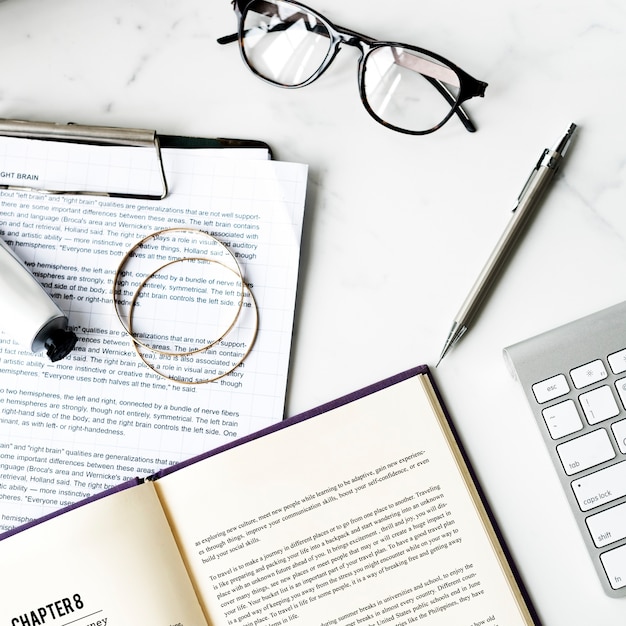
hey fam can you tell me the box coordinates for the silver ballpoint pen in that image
[437,123,577,365]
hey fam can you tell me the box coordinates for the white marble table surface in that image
[2,0,626,623]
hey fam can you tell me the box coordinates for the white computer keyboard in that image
[504,300,626,597]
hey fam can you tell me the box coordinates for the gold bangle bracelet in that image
[112,227,245,356]
[127,256,245,357]
[129,257,259,385]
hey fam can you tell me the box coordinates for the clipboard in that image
[0,118,271,201]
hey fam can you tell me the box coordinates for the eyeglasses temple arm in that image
[390,48,484,133]
[425,77,477,133]
[217,33,239,45]
[218,17,329,45]
[219,0,328,45]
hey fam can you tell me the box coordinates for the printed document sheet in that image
[0,136,308,531]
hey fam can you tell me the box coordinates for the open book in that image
[0,366,536,626]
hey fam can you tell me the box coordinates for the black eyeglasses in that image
[218,0,488,135]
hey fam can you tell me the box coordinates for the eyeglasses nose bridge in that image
[324,29,368,76]
[310,30,355,81]
[333,26,371,53]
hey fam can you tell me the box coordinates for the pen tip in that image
[436,345,450,368]
[437,323,466,366]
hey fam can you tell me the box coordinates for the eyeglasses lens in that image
[241,0,332,86]
[363,47,462,133]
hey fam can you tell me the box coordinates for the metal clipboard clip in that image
[0,118,168,200]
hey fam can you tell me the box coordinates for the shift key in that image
[572,461,626,511]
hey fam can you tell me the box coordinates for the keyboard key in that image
[600,544,626,590]
[586,501,626,547]
[615,377,626,410]
[579,386,620,425]
[608,349,626,375]
[572,460,626,511]
[542,400,583,439]
[571,359,608,389]
[557,429,615,475]
[532,374,570,404]
[612,420,626,454]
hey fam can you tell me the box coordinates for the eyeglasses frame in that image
[218,0,488,135]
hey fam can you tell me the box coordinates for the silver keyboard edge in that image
[504,300,626,598]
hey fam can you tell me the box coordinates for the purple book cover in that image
[0,365,433,540]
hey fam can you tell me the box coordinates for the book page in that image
[0,137,308,530]
[155,372,534,626]
[0,481,208,626]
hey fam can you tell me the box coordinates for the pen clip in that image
[513,149,548,211]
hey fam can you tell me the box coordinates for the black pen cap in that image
[44,328,78,362]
